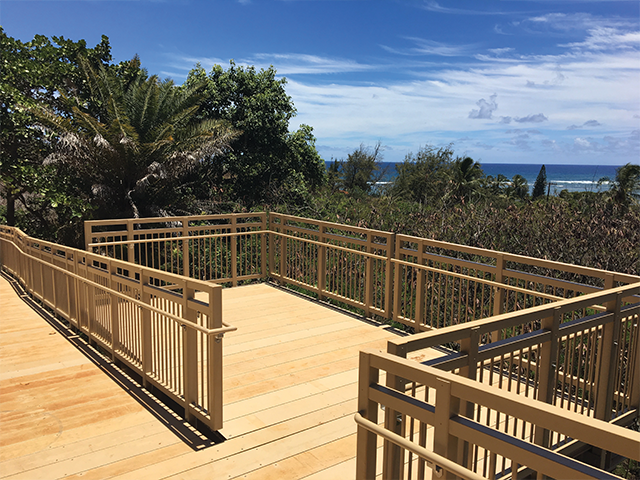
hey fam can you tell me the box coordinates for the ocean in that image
[327,162,625,194]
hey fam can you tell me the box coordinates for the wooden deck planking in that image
[0,278,440,479]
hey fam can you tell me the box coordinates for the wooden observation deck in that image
[1,213,639,479]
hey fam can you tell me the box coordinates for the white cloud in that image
[514,114,548,123]
[562,27,640,51]
[469,94,498,119]
[382,37,474,57]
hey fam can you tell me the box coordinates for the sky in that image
[1,0,639,165]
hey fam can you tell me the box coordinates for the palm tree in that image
[36,58,238,218]
[608,163,640,207]
[447,156,484,203]
[508,174,529,201]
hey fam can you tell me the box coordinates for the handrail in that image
[390,281,640,352]
[1,225,234,431]
[87,230,268,248]
[3,231,236,336]
[354,413,484,480]
[391,256,570,304]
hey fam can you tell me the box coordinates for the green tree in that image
[338,142,385,195]
[532,165,547,199]
[447,156,484,203]
[37,58,238,219]
[186,62,325,204]
[507,174,529,201]
[392,145,455,203]
[0,28,111,231]
[608,163,640,207]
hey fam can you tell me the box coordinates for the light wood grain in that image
[1,277,439,479]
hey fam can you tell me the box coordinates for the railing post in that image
[434,377,460,480]
[356,351,379,480]
[182,218,189,278]
[384,233,394,320]
[459,326,480,469]
[140,268,152,388]
[534,307,561,451]
[109,259,120,361]
[268,215,276,279]
[208,284,224,431]
[279,220,286,284]
[630,317,640,416]
[595,275,618,470]
[393,236,402,325]
[364,234,373,318]
[318,225,326,301]
[383,342,407,479]
[127,219,135,264]
[261,213,267,280]
[595,274,617,422]
[231,215,238,287]
[415,239,425,330]
[182,284,197,425]
[84,221,93,252]
[491,253,505,342]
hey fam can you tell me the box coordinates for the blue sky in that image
[2,0,639,165]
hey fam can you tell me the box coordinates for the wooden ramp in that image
[0,277,439,479]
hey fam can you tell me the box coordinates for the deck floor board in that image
[0,277,440,479]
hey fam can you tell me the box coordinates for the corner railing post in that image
[356,351,379,480]
[434,377,460,480]
[534,307,561,452]
[261,213,267,280]
[183,284,197,425]
[393,236,402,325]
[594,274,617,469]
[415,239,425,330]
[84,221,93,252]
[208,284,224,431]
[458,326,480,469]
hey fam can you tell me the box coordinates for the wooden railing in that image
[0,225,235,432]
[356,349,640,480]
[356,283,640,479]
[85,213,267,286]
[86,213,640,332]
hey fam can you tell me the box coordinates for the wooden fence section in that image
[374,283,640,479]
[268,213,394,318]
[85,213,267,286]
[85,213,639,331]
[356,349,640,480]
[0,226,235,432]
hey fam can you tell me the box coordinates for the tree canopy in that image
[0,27,112,235]
[185,62,325,204]
[36,58,238,219]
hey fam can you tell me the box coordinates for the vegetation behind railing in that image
[0,225,234,432]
